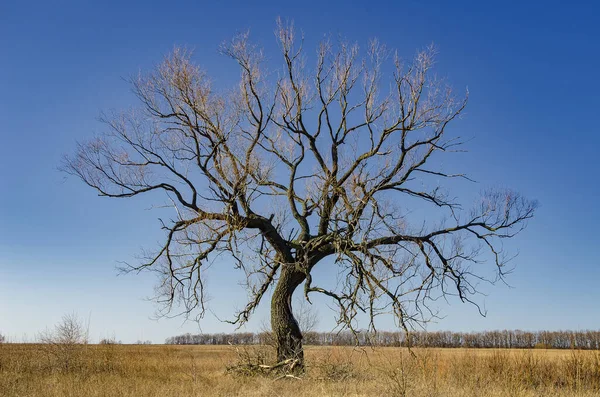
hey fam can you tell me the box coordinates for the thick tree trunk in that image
[271,266,305,369]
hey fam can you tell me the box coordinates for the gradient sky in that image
[1,0,599,343]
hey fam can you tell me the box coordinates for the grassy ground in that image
[1,343,599,396]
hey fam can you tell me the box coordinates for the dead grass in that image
[1,343,599,396]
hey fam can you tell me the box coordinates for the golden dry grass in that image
[1,343,599,396]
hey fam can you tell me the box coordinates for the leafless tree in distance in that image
[63,20,537,369]
[294,298,319,334]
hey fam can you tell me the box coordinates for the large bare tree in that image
[63,21,536,368]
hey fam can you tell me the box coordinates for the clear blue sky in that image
[1,0,598,343]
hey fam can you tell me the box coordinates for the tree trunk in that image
[271,266,305,369]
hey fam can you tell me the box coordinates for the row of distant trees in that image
[165,330,600,350]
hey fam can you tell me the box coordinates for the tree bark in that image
[271,265,305,369]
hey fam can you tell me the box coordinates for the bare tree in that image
[38,313,89,372]
[39,313,88,346]
[294,298,319,334]
[63,20,536,369]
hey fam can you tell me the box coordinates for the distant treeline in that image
[165,330,600,350]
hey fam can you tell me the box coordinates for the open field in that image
[1,344,600,396]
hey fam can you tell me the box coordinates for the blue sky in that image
[1,0,598,343]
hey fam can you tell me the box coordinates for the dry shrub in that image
[375,349,413,397]
[225,344,277,376]
[311,347,358,381]
[94,340,122,373]
[38,313,88,373]
[16,315,124,376]
[562,350,600,391]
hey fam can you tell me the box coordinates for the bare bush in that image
[38,313,89,372]
[225,344,281,377]
[312,349,358,381]
[99,337,119,345]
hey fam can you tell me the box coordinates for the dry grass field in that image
[1,343,600,397]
